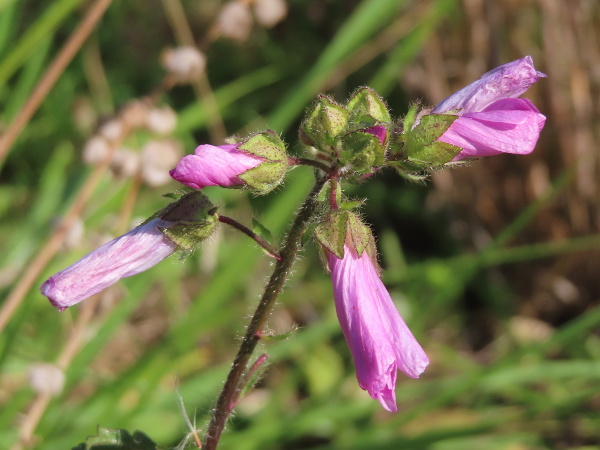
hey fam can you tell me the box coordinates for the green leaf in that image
[72,426,158,450]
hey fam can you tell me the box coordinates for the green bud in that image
[238,130,289,194]
[155,191,218,250]
[347,87,391,125]
[302,95,349,151]
[341,131,384,173]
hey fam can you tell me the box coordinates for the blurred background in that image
[0,0,599,448]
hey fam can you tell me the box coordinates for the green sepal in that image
[402,104,418,134]
[404,113,461,167]
[347,87,391,124]
[72,426,158,450]
[239,161,287,195]
[341,131,384,172]
[237,130,289,194]
[340,199,364,210]
[154,191,218,251]
[239,130,287,162]
[313,211,349,259]
[347,212,371,256]
[302,95,349,150]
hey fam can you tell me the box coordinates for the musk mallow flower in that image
[41,191,217,311]
[433,56,546,160]
[41,219,178,311]
[326,243,429,412]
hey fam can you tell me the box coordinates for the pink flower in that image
[326,244,429,412]
[41,219,177,311]
[169,144,264,189]
[433,56,546,160]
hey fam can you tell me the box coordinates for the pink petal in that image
[41,219,177,310]
[327,244,429,411]
[432,56,546,114]
[170,144,263,189]
[438,98,546,159]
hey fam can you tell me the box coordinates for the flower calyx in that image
[236,130,289,194]
[314,210,373,260]
[154,191,218,250]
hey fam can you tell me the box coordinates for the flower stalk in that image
[203,174,328,450]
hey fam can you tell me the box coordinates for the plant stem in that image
[289,157,331,173]
[218,215,281,260]
[203,174,328,449]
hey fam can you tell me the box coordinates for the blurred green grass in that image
[1,0,599,449]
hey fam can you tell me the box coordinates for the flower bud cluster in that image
[301,87,391,176]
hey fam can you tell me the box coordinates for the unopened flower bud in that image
[170,130,288,194]
[253,0,287,28]
[302,95,349,152]
[217,1,253,43]
[161,46,206,82]
[146,106,178,135]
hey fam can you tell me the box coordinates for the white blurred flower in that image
[140,139,183,187]
[146,106,178,135]
[121,100,150,129]
[161,46,206,82]
[83,136,111,165]
[253,0,287,28]
[28,363,65,396]
[98,119,124,143]
[111,147,140,178]
[218,1,253,42]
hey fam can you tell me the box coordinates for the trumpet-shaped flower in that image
[326,244,429,412]
[169,143,264,189]
[433,56,546,160]
[41,219,177,311]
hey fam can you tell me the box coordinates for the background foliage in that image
[1,0,599,449]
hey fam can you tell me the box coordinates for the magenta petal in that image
[364,125,387,145]
[432,56,546,114]
[327,244,429,412]
[438,98,546,159]
[40,219,177,310]
[169,144,263,189]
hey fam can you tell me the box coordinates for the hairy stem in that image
[203,174,328,449]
